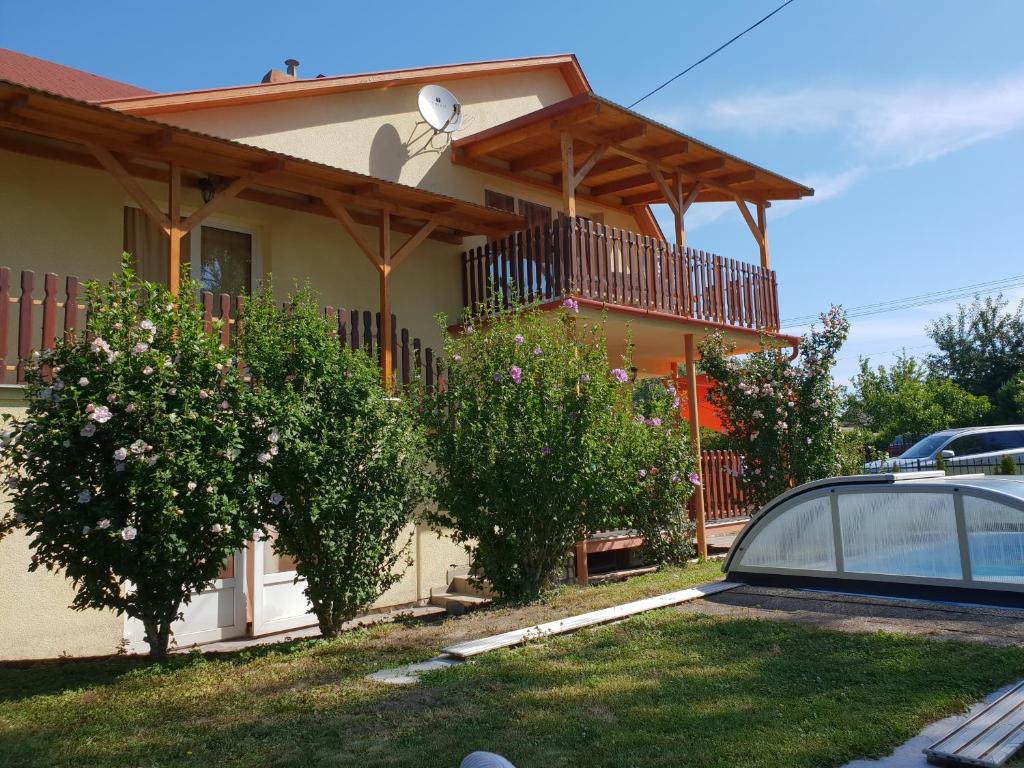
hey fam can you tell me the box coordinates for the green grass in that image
[3,561,1024,768]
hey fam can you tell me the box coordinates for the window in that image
[738,496,836,571]
[518,199,552,229]
[196,225,252,296]
[123,208,255,296]
[964,495,1024,584]
[123,207,191,285]
[948,433,1000,456]
[838,491,961,579]
[484,189,515,213]
[979,431,1024,452]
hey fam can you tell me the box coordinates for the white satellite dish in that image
[418,84,463,133]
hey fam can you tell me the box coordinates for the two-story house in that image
[0,48,810,660]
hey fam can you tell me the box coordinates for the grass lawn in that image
[4,560,1024,768]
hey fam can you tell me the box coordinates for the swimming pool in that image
[724,472,1024,605]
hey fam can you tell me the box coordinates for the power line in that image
[780,274,1024,328]
[629,0,798,109]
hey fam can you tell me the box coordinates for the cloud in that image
[696,74,1024,167]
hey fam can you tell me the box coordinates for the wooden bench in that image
[925,680,1024,766]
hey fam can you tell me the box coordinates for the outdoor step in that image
[449,575,496,598]
[429,592,493,614]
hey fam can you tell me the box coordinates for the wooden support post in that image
[560,132,576,218]
[684,334,707,559]
[575,538,588,586]
[168,163,183,294]
[757,203,770,269]
[378,211,392,391]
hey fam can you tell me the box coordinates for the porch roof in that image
[451,92,814,207]
[0,79,525,244]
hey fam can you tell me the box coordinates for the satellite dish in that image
[418,84,463,133]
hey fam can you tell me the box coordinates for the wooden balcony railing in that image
[461,217,780,332]
[0,267,442,390]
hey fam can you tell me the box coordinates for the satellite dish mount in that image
[418,85,464,134]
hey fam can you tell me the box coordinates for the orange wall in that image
[673,373,725,433]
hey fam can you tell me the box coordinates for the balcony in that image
[461,217,780,332]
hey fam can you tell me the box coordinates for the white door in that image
[251,533,317,636]
[124,550,247,653]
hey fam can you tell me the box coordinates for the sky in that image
[2,0,1023,383]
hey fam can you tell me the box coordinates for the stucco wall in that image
[0,387,126,660]
[157,70,643,232]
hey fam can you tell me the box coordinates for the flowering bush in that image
[699,306,850,508]
[424,299,696,601]
[610,381,697,565]
[239,283,429,638]
[0,260,260,659]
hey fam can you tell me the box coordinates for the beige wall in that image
[157,71,643,232]
[0,388,126,660]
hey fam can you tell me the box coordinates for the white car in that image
[863,425,1024,474]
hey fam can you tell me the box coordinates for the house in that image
[0,48,811,660]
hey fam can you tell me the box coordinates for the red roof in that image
[0,48,152,101]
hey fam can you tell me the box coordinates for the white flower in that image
[130,439,147,454]
[198,390,209,400]
[113,447,128,461]
[78,377,89,386]
[81,525,91,535]
[120,526,137,541]
[90,337,110,355]
[142,366,154,376]
[77,489,92,504]
[97,518,111,529]
[90,406,113,424]
[269,492,283,506]
[139,319,155,333]
[257,452,271,464]
[187,481,197,491]
[163,358,172,368]
[210,523,223,534]
[106,393,117,403]
[219,400,229,411]
[269,445,278,456]
[226,448,240,461]
[268,429,280,444]
[80,423,96,438]
[132,342,149,355]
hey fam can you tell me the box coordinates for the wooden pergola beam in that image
[456,102,602,160]
[323,195,382,269]
[684,334,707,559]
[390,219,438,269]
[180,173,260,234]
[734,198,765,249]
[561,132,576,217]
[86,142,169,232]
[572,143,609,188]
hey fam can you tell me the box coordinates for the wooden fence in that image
[0,267,442,390]
[462,216,780,331]
[690,449,753,522]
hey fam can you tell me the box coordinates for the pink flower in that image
[562,298,579,313]
[688,471,701,486]
[514,334,525,345]
[80,423,96,438]
[97,518,111,529]
[125,403,137,413]
[611,368,628,384]
[198,390,209,400]
[113,447,128,461]
[120,526,137,541]
[85,403,95,414]
[638,469,647,479]
[142,366,154,376]
[132,342,149,355]
[509,366,522,384]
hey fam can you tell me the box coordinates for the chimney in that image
[260,59,301,84]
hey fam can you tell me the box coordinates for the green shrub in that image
[239,283,429,638]
[996,454,1018,476]
[934,452,948,472]
[424,299,697,601]
[0,259,261,659]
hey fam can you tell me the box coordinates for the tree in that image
[239,283,429,638]
[0,260,261,659]
[424,299,697,602]
[845,354,991,450]
[699,306,849,508]
[927,295,1024,422]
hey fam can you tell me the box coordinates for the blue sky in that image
[3,0,1023,383]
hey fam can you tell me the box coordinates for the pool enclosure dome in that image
[724,471,1024,607]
